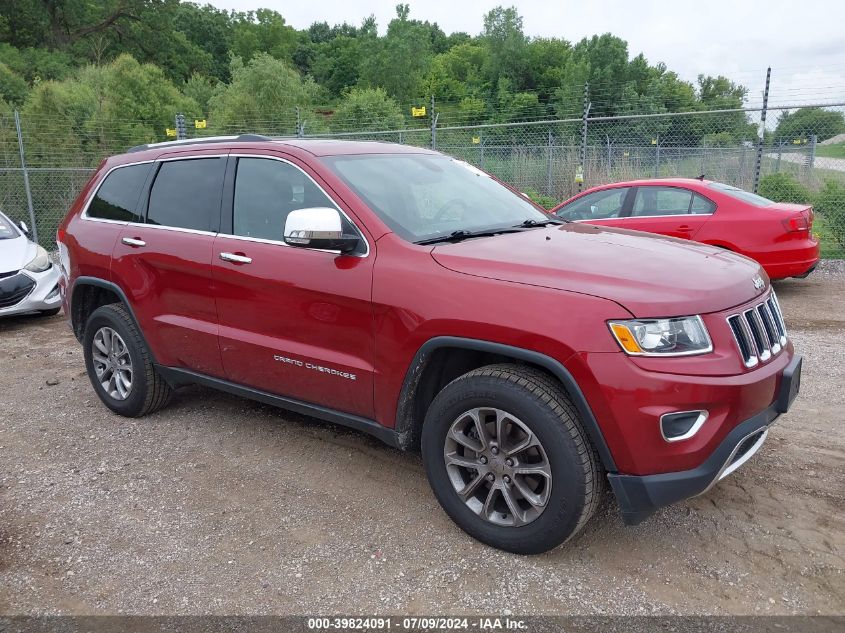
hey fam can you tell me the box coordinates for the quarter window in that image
[232,158,340,241]
[632,187,693,217]
[87,163,152,222]
[690,193,716,215]
[147,158,226,231]
[555,188,630,221]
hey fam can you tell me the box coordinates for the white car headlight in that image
[608,316,712,356]
[24,245,51,273]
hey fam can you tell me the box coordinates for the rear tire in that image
[421,364,603,554]
[83,303,171,417]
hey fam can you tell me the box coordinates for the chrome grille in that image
[727,292,788,368]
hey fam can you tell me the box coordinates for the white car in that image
[0,211,61,317]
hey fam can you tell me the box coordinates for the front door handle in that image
[121,237,146,247]
[219,252,252,264]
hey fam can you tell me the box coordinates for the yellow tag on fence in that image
[411,106,427,118]
[194,119,207,129]
[575,165,584,184]
[472,136,481,144]
[165,128,177,137]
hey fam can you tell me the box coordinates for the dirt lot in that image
[0,264,843,616]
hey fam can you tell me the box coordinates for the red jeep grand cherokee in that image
[57,137,801,554]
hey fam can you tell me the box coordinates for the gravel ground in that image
[0,264,843,616]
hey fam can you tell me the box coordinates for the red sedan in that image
[551,178,819,280]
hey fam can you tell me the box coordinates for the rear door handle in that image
[121,237,146,247]
[219,252,252,264]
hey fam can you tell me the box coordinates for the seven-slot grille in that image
[726,292,787,368]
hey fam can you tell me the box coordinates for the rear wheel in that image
[83,303,171,417]
[421,364,603,554]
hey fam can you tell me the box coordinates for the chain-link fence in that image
[1,101,844,258]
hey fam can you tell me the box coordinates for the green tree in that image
[774,107,845,143]
[231,9,300,65]
[481,6,528,90]
[208,54,317,135]
[311,36,361,98]
[331,87,404,132]
[359,5,433,104]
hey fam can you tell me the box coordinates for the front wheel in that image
[421,364,603,554]
[82,303,172,417]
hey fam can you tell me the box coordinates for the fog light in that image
[660,410,708,442]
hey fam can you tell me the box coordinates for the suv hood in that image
[0,235,33,275]
[430,223,765,317]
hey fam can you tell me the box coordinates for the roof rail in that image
[126,134,272,154]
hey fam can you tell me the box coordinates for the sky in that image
[208,0,845,111]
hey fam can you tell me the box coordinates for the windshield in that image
[322,154,549,243]
[0,214,20,240]
[708,182,773,207]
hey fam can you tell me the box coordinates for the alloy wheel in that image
[443,407,552,526]
[91,326,133,400]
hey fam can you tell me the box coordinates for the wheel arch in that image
[395,336,617,472]
[70,277,154,362]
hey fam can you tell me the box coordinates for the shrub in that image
[757,173,811,204]
[813,179,845,252]
[522,188,557,210]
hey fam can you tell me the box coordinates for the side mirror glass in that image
[19,220,29,235]
[284,207,360,253]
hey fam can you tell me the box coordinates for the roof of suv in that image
[124,135,437,160]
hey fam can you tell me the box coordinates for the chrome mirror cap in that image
[283,207,360,253]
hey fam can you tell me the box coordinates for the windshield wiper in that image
[415,228,523,245]
[515,218,565,228]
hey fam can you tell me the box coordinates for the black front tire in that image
[421,364,603,554]
[83,303,172,417]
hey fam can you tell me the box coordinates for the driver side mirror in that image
[19,220,29,235]
[284,207,360,253]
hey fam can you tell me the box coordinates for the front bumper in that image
[0,265,62,317]
[608,354,801,525]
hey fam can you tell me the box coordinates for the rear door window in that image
[690,193,716,214]
[147,158,226,231]
[87,163,152,222]
[632,187,693,217]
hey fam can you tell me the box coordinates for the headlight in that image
[24,245,51,273]
[608,316,712,356]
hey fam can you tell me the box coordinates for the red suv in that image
[57,137,802,554]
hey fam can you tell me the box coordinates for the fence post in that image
[606,134,611,179]
[479,133,485,169]
[578,82,590,192]
[546,129,553,196]
[175,113,186,140]
[13,110,38,245]
[430,94,438,150]
[752,67,771,193]
[806,133,817,175]
[654,135,660,178]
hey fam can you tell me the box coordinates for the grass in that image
[814,213,845,259]
[815,144,845,159]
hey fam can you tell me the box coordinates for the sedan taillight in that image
[782,213,810,232]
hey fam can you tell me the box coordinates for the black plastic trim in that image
[608,405,777,525]
[396,336,618,471]
[155,366,401,449]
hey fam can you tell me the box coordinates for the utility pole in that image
[752,67,771,193]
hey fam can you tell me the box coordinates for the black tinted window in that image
[147,158,226,231]
[233,158,337,241]
[691,193,716,215]
[88,164,152,222]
